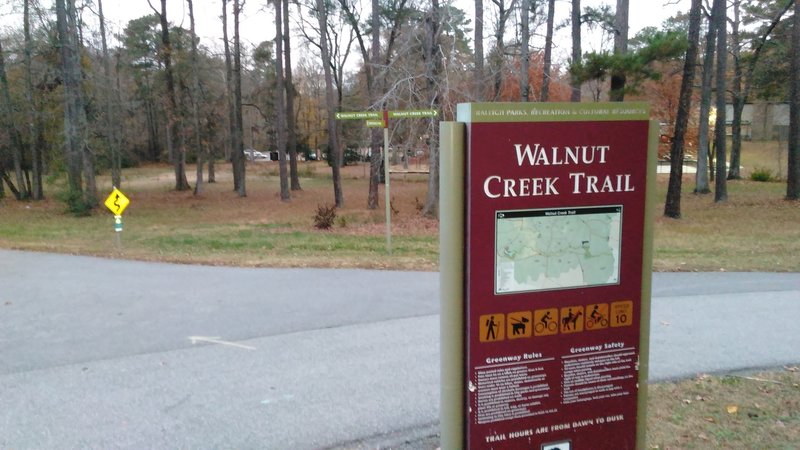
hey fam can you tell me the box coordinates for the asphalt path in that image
[1,249,798,449]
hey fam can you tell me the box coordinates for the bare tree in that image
[56,0,97,211]
[540,0,555,101]
[520,0,530,101]
[368,0,382,209]
[664,0,702,219]
[0,40,28,200]
[316,0,344,206]
[187,0,205,196]
[713,0,727,202]
[275,0,290,201]
[695,3,715,195]
[570,0,581,101]
[727,0,793,180]
[283,0,301,191]
[422,0,443,217]
[609,0,628,101]
[475,0,485,100]
[489,0,515,100]
[24,0,43,199]
[232,0,246,196]
[149,0,191,191]
[788,0,800,200]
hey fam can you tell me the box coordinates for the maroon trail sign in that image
[457,103,656,450]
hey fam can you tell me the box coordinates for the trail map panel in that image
[495,206,622,294]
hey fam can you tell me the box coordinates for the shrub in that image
[313,203,337,229]
[750,167,773,182]
[59,188,93,217]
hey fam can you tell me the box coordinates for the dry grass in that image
[647,368,800,449]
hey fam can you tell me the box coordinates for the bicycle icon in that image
[534,312,558,334]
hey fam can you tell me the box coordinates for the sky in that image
[1,0,690,66]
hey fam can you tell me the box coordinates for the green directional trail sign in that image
[335,111,381,120]
[388,109,438,118]
[334,108,438,256]
[335,109,437,120]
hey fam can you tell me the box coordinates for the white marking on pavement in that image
[188,336,256,350]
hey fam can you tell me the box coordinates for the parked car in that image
[245,148,269,161]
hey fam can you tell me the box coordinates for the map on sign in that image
[494,206,622,294]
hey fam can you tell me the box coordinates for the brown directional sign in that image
[456,102,655,450]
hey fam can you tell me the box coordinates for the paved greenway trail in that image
[1,250,798,449]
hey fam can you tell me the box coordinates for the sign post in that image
[440,103,657,449]
[335,109,438,255]
[103,187,131,249]
[383,109,392,254]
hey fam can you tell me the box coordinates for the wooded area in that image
[0,0,797,218]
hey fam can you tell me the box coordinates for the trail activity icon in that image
[507,311,532,339]
[586,303,610,330]
[480,314,505,342]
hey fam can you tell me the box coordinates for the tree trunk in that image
[155,0,190,191]
[788,0,800,199]
[56,0,94,211]
[474,0,484,100]
[422,0,443,218]
[0,39,28,201]
[520,0,530,102]
[540,0,555,102]
[664,0,702,219]
[98,0,121,189]
[367,0,382,210]
[316,0,343,207]
[275,0,290,201]
[490,0,511,101]
[187,0,204,196]
[609,0,629,101]
[223,0,242,194]
[570,0,582,102]
[728,0,742,180]
[232,0,246,196]
[23,0,43,199]
[713,0,727,203]
[695,7,715,195]
[283,0,301,191]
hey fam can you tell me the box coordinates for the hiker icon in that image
[479,313,505,342]
[486,316,499,340]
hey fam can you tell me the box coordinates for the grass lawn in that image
[1,142,798,272]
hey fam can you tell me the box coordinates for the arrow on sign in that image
[188,336,256,350]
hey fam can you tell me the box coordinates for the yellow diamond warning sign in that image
[104,188,130,215]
